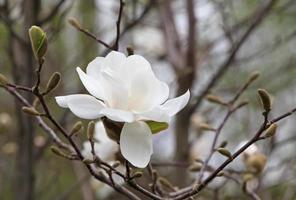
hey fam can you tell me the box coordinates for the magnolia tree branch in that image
[113,0,125,50]
[197,73,257,182]
[170,107,296,199]
[190,0,278,114]
[38,0,68,24]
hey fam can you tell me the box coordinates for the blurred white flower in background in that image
[133,27,165,55]
[82,121,118,161]
[82,121,124,199]
[56,51,190,168]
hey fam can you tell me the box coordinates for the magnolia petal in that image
[94,121,111,143]
[55,96,68,108]
[120,121,153,168]
[136,109,170,123]
[119,55,152,85]
[56,94,105,119]
[86,56,105,79]
[76,67,106,101]
[104,51,126,72]
[101,108,134,122]
[153,80,169,105]
[160,90,190,116]
[101,72,128,110]
[129,71,169,112]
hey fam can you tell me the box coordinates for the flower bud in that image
[68,17,82,29]
[246,71,260,85]
[264,123,277,138]
[217,147,232,160]
[189,163,203,172]
[242,172,255,182]
[33,98,40,108]
[70,121,83,136]
[87,121,95,141]
[198,122,216,132]
[235,100,249,109]
[131,171,143,179]
[194,158,204,163]
[245,153,267,174]
[126,46,134,56]
[219,140,228,148]
[51,146,68,159]
[83,158,94,164]
[22,106,41,116]
[158,177,175,190]
[257,89,271,112]
[28,26,48,60]
[111,161,121,168]
[217,171,225,177]
[206,94,227,106]
[0,73,8,86]
[45,72,61,94]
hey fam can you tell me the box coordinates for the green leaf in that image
[145,121,168,134]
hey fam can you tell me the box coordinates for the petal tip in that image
[55,96,68,108]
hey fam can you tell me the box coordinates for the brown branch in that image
[158,0,183,69]
[171,106,296,199]
[2,86,72,151]
[70,23,113,50]
[39,0,67,24]
[190,0,278,114]
[113,0,125,50]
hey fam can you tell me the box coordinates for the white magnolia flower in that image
[56,51,190,168]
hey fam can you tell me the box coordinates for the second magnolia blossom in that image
[56,51,190,168]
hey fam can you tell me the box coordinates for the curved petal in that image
[119,55,152,84]
[81,142,93,160]
[128,71,169,112]
[76,67,106,101]
[160,90,190,116]
[136,109,170,123]
[55,96,68,108]
[100,72,128,110]
[86,56,105,79]
[57,94,105,119]
[101,108,134,122]
[120,121,153,168]
[104,51,126,72]
[94,121,111,143]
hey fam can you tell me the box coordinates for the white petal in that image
[76,67,106,101]
[55,96,68,108]
[94,121,111,143]
[160,90,190,116]
[128,71,169,112]
[136,109,170,123]
[104,51,126,72]
[101,108,134,122]
[155,81,169,105]
[86,56,105,79]
[100,72,128,110]
[81,142,92,160]
[120,121,153,168]
[119,55,152,85]
[57,94,105,119]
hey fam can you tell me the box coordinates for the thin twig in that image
[190,0,278,114]
[113,0,125,50]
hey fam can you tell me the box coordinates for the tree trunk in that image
[10,0,40,199]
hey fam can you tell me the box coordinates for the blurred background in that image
[0,0,296,199]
